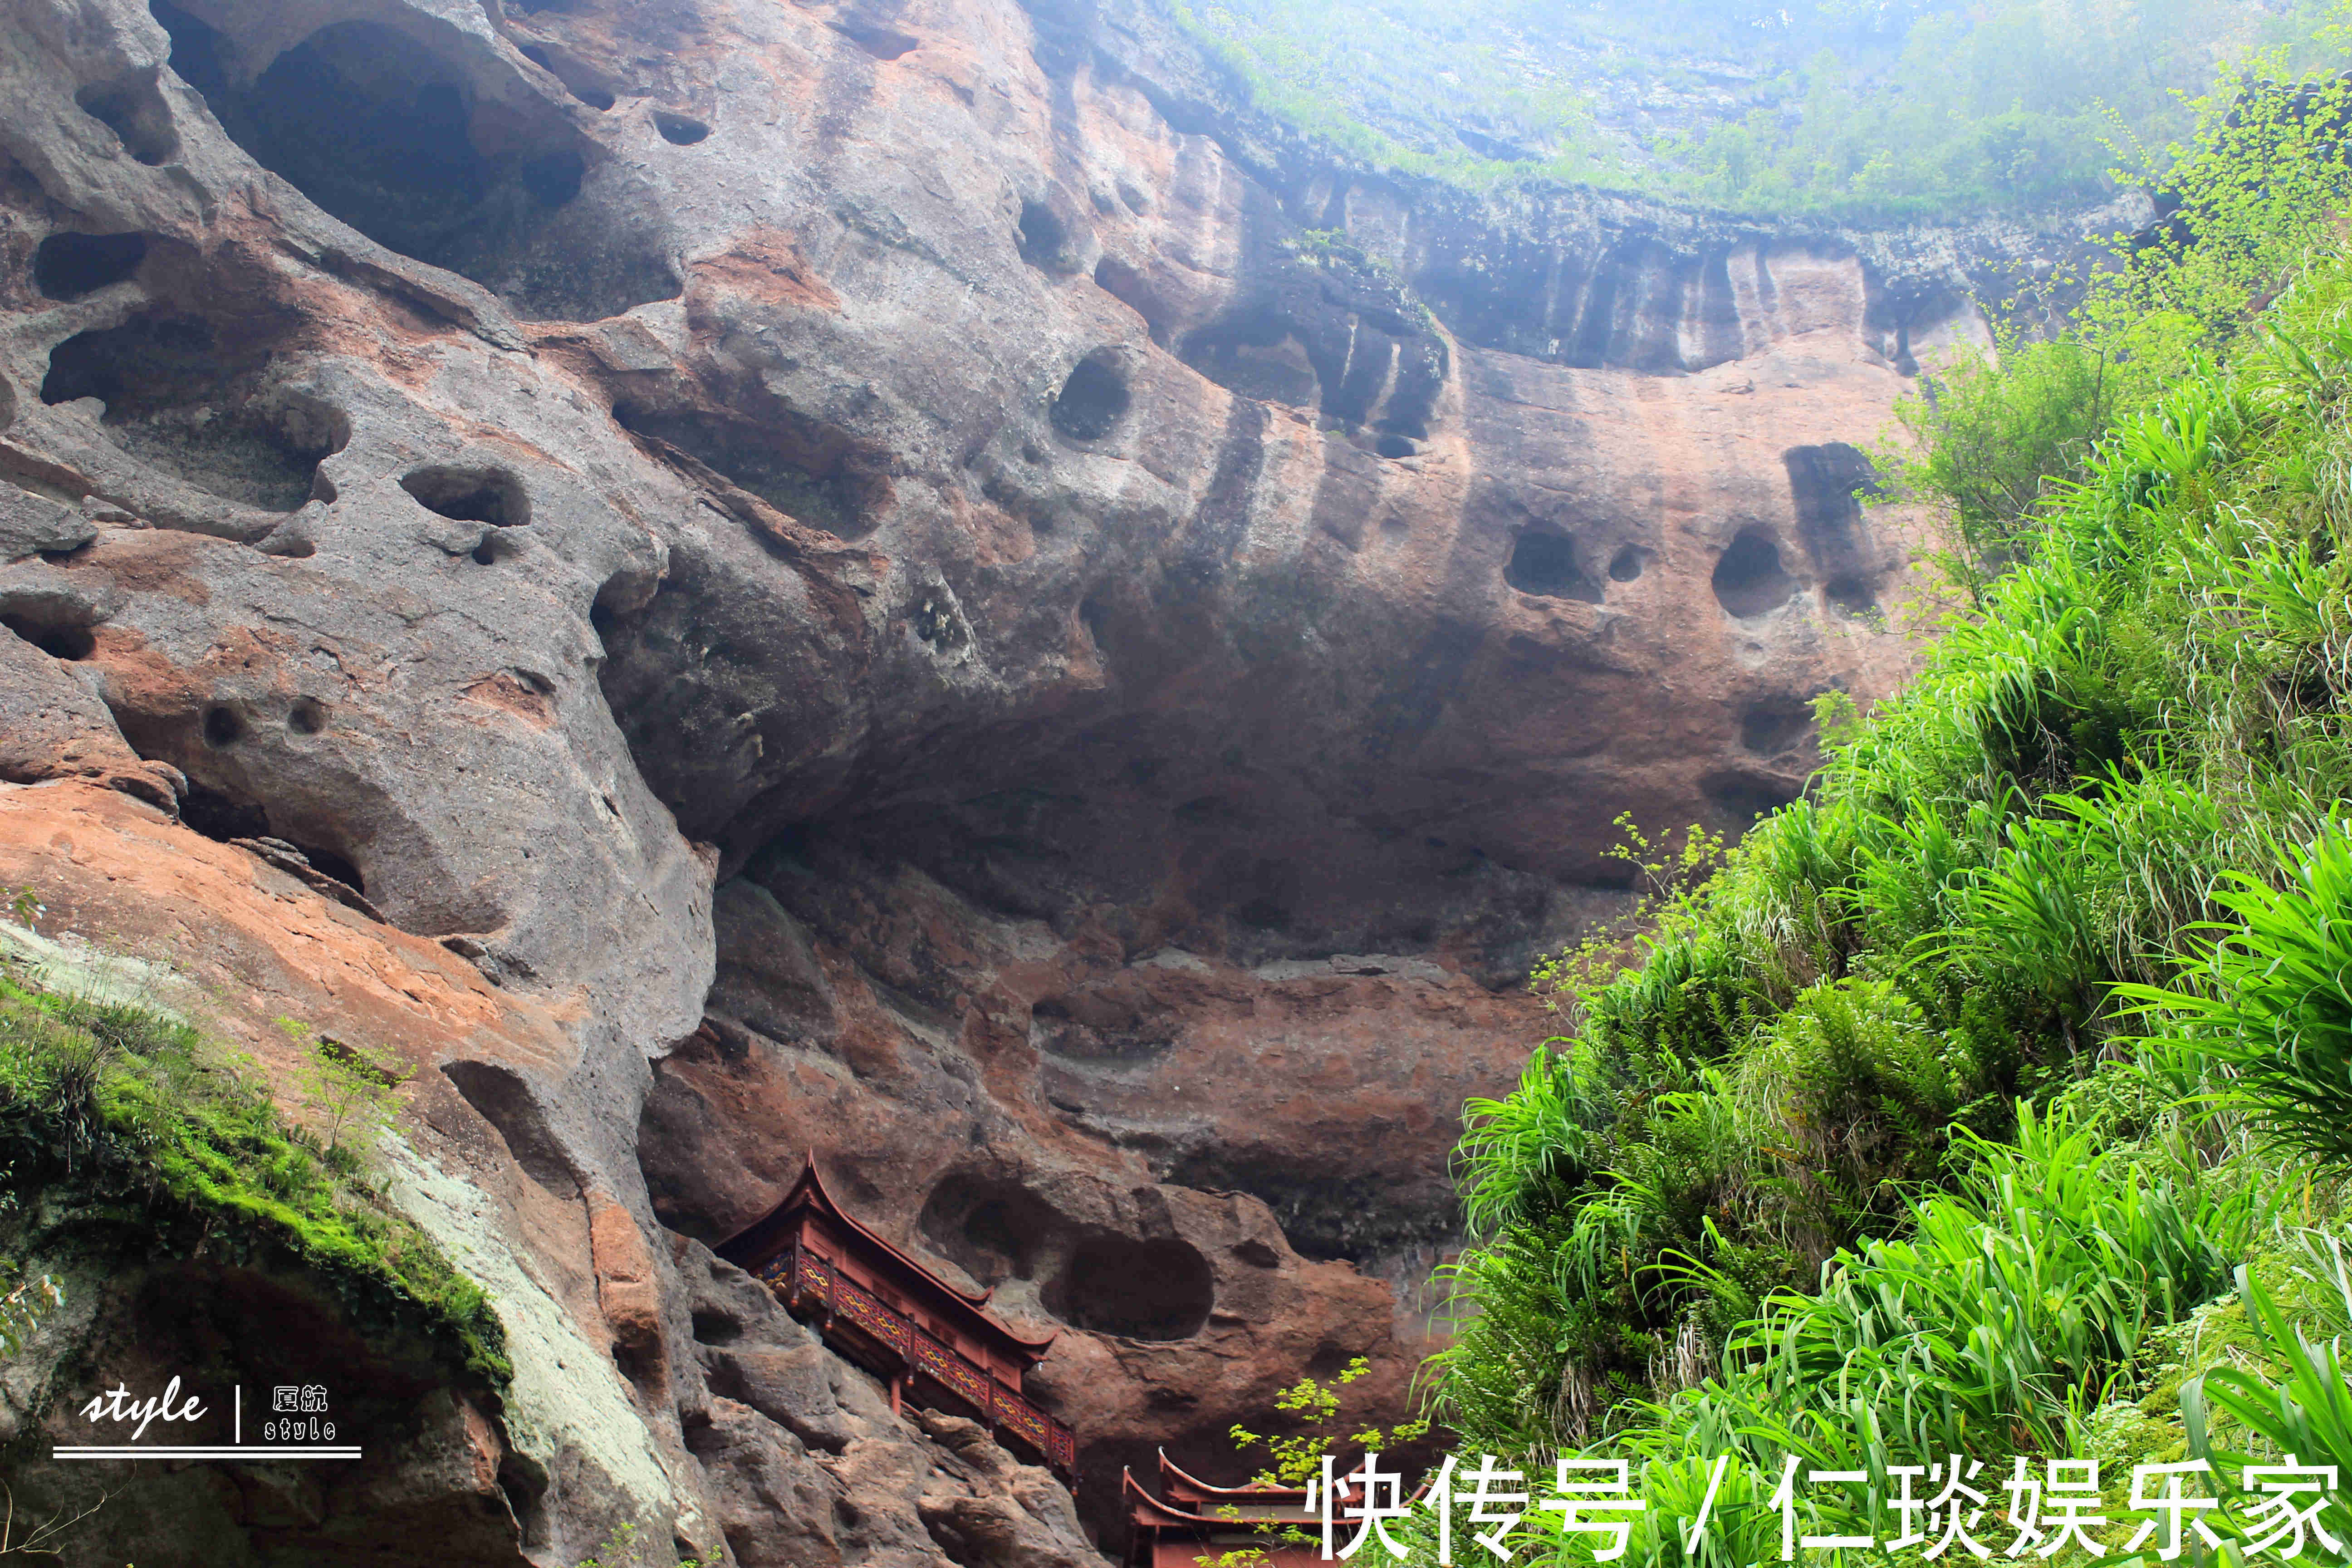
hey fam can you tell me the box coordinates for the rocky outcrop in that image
[0,0,2108,1559]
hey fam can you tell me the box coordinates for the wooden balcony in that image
[759,1241,1080,1480]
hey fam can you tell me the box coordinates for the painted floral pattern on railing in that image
[998,1394,1049,1450]
[834,1275,913,1354]
[915,1330,993,1407]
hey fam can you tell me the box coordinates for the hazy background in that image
[1178,0,2348,215]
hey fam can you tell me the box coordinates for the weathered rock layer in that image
[0,0,2112,1558]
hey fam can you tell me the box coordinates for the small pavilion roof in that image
[1126,1467,1221,1528]
[1158,1451,1314,1505]
[1148,1450,1428,1513]
[716,1155,1059,1360]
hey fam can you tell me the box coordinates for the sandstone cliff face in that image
[0,0,2103,1559]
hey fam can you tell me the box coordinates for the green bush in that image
[1735,979,1959,1234]
[1879,341,2115,597]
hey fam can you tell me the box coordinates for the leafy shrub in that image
[1229,1355,1430,1487]
[1735,979,1958,1237]
[1879,340,2115,594]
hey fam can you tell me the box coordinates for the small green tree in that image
[281,1019,410,1164]
[1873,54,2352,601]
[576,1519,701,1568]
[1529,815,1727,1019]
[1227,1356,1431,1487]
[1200,1358,1433,1568]
[1877,337,2114,598]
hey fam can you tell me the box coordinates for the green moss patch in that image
[0,961,509,1387]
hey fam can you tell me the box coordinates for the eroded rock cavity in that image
[153,1,677,319]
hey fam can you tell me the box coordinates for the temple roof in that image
[716,1155,1059,1361]
[1126,1458,1341,1544]
[1126,1468,1245,1529]
[1142,1450,1426,1517]
[1157,1451,1313,1504]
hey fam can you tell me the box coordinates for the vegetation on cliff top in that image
[1420,52,2352,1563]
[1174,0,2352,220]
[0,939,509,1387]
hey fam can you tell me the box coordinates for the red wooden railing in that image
[757,1245,1079,1480]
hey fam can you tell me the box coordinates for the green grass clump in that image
[1637,1104,2264,1464]
[0,967,509,1386]
[2119,833,2352,1170]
